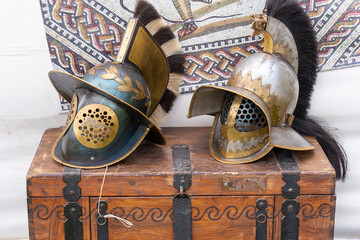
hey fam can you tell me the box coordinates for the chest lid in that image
[27,127,335,198]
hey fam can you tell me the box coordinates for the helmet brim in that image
[271,126,314,150]
[49,70,165,145]
[189,85,314,163]
[52,124,150,168]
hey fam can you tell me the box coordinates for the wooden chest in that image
[27,127,336,240]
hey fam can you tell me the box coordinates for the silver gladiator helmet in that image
[188,14,314,163]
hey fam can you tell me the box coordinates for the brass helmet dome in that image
[188,14,314,163]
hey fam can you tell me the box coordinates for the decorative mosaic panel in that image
[39,0,360,111]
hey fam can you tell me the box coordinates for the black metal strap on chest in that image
[256,199,268,240]
[274,148,300,240]
[97,200,109,240]
[62,166,83,240]
[172,144,192,240]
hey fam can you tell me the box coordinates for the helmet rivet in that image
[90,157,95,161]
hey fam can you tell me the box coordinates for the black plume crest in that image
[266,0,347,180]
[266,0,318,118]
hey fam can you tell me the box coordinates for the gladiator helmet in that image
[188,13,314,163]
[48,1,184,168]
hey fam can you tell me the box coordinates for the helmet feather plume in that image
[266,0,317,117]
[134,0,185,126]
[266,0,347,180]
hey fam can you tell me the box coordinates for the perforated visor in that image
[49,70,165,145]
[220,92,268,132]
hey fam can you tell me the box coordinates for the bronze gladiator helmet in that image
[48,0,185,168]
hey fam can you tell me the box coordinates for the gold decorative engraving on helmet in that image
[220,126,269,158]
[273,42,295,67]
[63,93,78,134]
[250,14,273,54]
[87,62,108,75]
[99,66,150,105]
[285,114,295,126]
[251,14,267,35]
[74,104,119,149]
[228,71,281,125]
[251,16,298,72]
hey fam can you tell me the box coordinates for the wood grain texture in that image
[273,195,336,240]
[90,197,174,240]
[27,127,335,197]
[191,196,274,240]
[90,196,274,240]
[293,137,336,195]
[27,197,91,240]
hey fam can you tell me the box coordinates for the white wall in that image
[0,0,359,238]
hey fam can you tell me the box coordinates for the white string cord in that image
[97,166,108,214]
[97,166,134,228]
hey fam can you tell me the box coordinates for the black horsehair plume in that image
[266,0,347,180]
[134,0,185,126]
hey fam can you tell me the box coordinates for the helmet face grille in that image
[235,98,267,132]
[216,92,270,160]
[220,92,267,132]
[74,104,119,149]
[221,92,235,125]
